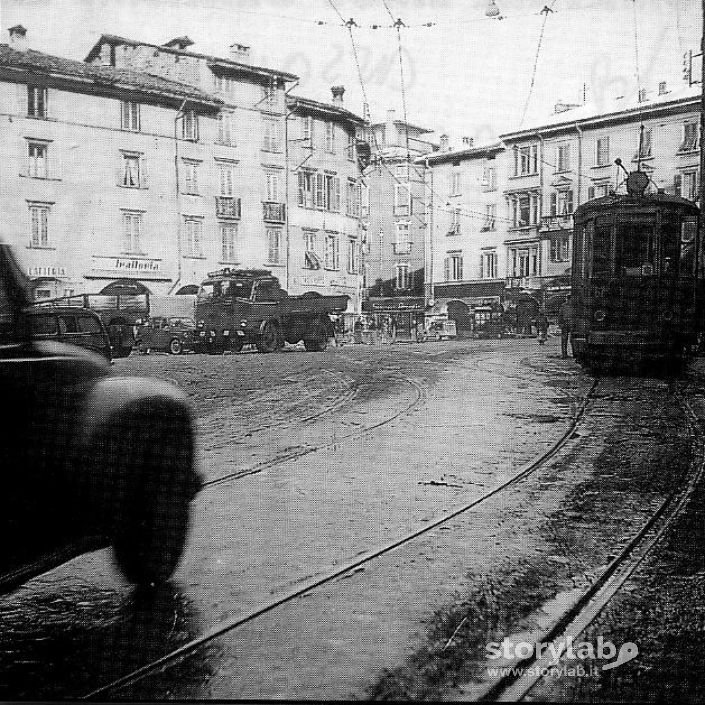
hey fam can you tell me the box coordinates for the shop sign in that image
[28,266,67,278]
[92,256,161,272]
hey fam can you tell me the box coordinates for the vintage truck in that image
[194,268,349,353]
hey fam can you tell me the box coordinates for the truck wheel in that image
[111,411,194,586]
[169,338,183,355]
[256,321,280,353]
[230,337,244,353]
[304,324,328,352]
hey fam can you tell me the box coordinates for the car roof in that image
[27,306,100,316]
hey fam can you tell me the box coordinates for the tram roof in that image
[574,192,700,218]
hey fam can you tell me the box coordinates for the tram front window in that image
[616,224,656,276]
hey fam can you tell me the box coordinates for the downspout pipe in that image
[168,98,188,295]
[283,80,300,294]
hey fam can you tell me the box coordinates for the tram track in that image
[82,375,599,700]
[470,387,705,702]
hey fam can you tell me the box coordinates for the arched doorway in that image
[99,279,151,295]
[175,284,199,295]
[446,300,472,336]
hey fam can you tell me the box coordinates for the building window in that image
[266,171,281,202]
[556,143,570,173]
[675,171,698,201]
[680,121,699,152]
[347,131,356,161]
[509,246,539,277]
[549,190,574,216]
[183,217,203,257]
[312,173,340,211]
[444,253,463,281]
[217,111,235,146]
[510,193,539,227]
[588,183,610,200]
[361,184,370,218]
[262,81,279,110]
[298,169,315,208]
[27,85,47,118]
[480,251,498,279]
[213,74,237,96]
[267,228,282,264]
[304,230,320,269]
[122,211,142,253]
[395,221,411,254]
[182,160,199,195]
[263,118,281,152]
[301,116,313,142]
[121,153,144,188]
[448,208,461,235]
[451,170,462,194]
[28,203,50,248]
[220,222,237,262]
[28,142,48,178]
[483,204,496,231]
[596,137,610,166]
[514,144,538,176]
[325,122,335,152]
[218,162,236,196]
[348,238,359,274]
[181,110,199,141]
[550,235,570,262]
[483,163,496,190]
[394,182,411,215]
[346,179,362,217]
[121,101,140,131]
[635,128,652,160]
[396,263,410,290]
[324,233,340,269]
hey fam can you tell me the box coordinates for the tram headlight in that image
[594,309,607,323]
[663,310,675,323]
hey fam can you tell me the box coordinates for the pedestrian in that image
[353,317,363,345]
[536,311,549,345]
[557,295,574,359]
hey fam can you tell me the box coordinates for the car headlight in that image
[663,310,675,322]
[594,309,607,322]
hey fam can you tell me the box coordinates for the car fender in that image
[75,376,199,527]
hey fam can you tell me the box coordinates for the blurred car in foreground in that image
[136,316,196,355]
[0,243,201,593]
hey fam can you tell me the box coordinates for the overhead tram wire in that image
[631,0,646,167]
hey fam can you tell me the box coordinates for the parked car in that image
[0,243,201,593]
[26,306,113,361]
[136,316,196,355]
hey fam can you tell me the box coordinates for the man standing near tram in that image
[558,295,574,359]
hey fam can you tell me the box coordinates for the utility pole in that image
[700,0,705,257]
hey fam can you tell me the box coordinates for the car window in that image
[58,315,79,334]
[77,315,102,334]
[28,313,58,335]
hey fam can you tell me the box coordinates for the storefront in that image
[362,297,426,342]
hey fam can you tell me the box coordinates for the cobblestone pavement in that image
[0,337,697,700]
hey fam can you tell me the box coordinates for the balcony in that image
[215,196,241,219]
[540,214,572,231]
[263,201,286,223]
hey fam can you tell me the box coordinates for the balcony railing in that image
[540,214,573,231]
[216,196,241,219]
[263,201,286,223]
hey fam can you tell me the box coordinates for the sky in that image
[0,0,701,145]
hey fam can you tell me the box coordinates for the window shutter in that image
[550,192,557,216]
[674,174,682,196]
[16,82,27,116]
[49,145,62,180]
[334,177,341,211]
[316,173,324,209]
[480,255,484,279]
[116,155,124,186]
[566,190,573,213]
[587,186,595,200]
[444,257,450,281]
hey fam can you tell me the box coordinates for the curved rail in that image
[83,377,598,699]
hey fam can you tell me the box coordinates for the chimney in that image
[385,109,397,146]
[462,136,473,147]
[638,88,648,103]
[8,25,27,52]
[331,85,345,104]
[440,134,450,151]
[229,42,250,63]
[163,36,194,51]
[658,81,668,96]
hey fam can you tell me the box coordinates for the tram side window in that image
[680,217,697,275]
[592,223,612,277]
[660,220,681,276]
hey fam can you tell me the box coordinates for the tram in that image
[570,169,704,371]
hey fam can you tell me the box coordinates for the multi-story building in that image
[422,81,701,329]
[286,87,367,311]
[419,139,505,331]
[362,111,436,301]
[84,32,299,295]
[0,25,223,299]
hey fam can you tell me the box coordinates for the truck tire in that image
[230,336,244,353]
[111,411,194,586]
[256,321,281,353]
[169,338,183,355]
[304,323,328,352]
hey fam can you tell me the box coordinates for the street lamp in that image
[485,0,501,18]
